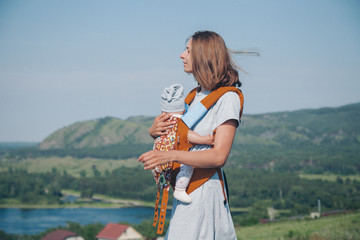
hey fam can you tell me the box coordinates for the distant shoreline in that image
[0,204,251,214]
[0,190,155,209]
[0,202,153,209]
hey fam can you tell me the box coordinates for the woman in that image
[139,31,242,240]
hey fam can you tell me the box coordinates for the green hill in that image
[39,116,154,149]
[11,102,360,174]
[40,103,360,149]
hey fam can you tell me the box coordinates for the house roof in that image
[96,223,129,240]
[42,230,78,240]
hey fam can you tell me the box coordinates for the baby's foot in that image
[174,188,192,203]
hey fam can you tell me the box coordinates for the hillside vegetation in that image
[229,103,360,174]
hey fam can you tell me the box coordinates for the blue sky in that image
[0,0,359,142]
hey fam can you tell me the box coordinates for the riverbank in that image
[0,195,248,215]
[0,190,155,209]
[0,202,150,209]
[1,190,252,214]
[0,200,155,209]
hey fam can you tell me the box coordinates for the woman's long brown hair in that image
[190,31,251,91]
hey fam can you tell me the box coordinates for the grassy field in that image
[0,156,142,177]
[236,211,360,240]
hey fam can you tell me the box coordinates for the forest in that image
[1,165,359,222]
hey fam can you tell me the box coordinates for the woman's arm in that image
[149,113,178,139]
[138,119,237,169]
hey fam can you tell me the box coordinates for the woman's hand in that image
[149,113,177,139]
[138,150,174,170]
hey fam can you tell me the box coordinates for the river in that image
[0,207,167,235]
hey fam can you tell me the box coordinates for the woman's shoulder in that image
[216,91,241,108]
[222,90,241,98]
[210,91,241,127]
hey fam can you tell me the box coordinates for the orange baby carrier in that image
[152,86,244,235]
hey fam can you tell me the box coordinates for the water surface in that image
[0,207,162,235]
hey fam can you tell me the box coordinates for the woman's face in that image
[180,39,193,73]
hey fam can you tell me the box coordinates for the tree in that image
[92,165,101,177]
[80,170,87,178]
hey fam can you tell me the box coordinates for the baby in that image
[154,84,214,203]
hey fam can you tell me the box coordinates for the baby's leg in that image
[174,164,194,203]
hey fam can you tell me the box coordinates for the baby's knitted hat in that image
[160,84,185,113]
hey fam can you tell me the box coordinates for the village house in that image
[310,212,321,219]
[42,229,84,240]
[96,223,144,240]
